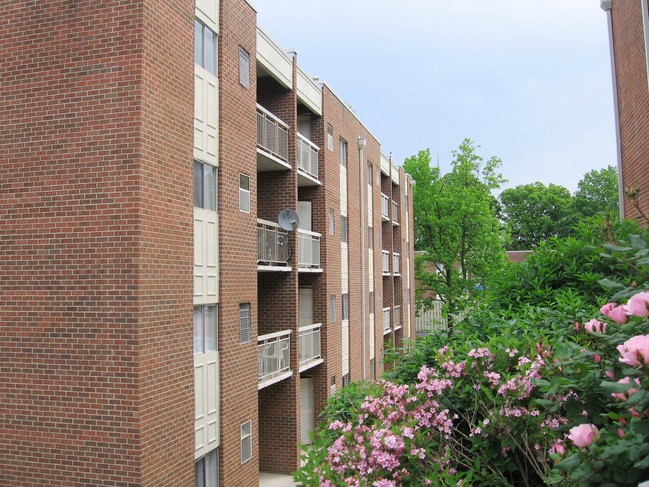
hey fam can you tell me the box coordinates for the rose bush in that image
[294,224,649,486]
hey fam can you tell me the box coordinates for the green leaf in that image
[629,234,647,249]
[598,278,624,289]
[556,454,581,472]
[632,419,649,434]
[600,380,637,394]
[602,243,633,252]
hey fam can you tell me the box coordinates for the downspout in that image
[358,137,367,380]
[601,0,625,218]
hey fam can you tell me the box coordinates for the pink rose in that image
[584,319,607,334]
[617,335,649,367]
[568,424,598,448]
[608,305,629,324]
[611,377,640,401]
[600,302,616,316]
[624,292,649,318]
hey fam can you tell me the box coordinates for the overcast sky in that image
[251,0,616,192]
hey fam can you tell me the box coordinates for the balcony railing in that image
[383,307,391,333]
[258,329,292,388]
[298,229,321,269]
[382,250,390,275]
[257,104,289,163]
[393,305,401,329]
[392,200,399,225]
[299,323,322,371]
[257,219,290,266]
[297,133,319,181]
[393,252,400,275]
[381,193,390,221]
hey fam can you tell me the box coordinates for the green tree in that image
[499,182,578,250]
[404,139,507,325]
[574,165,619,219]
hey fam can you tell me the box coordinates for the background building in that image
[0,1,416,485]
[601,0,649,221]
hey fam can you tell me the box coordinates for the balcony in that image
[298,229,322,271]
[257,104,290,172]
[258,329,292,389]
[393,305,402,330]
[381,193,390,221]
[297,133,320,186]
[393,252,400,276]
[383,307,391,334]
[392,200,399,226]
[257,219,291,271]
[382,250,390,275]
[299,323,323,372]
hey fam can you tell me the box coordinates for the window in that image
[342,293,349,320]
[342,373,350,387]
[239,47,250,88]
[369,291,374,315]
[239,173,250,213]
[195,449,219,487]
[194,305,218,354]
[367,164,373,185]
[194,160,217,211]
[376,167,381,186]
[339,139,347,167]
[340,216,348,243]
[329,209,335,236]
[368,227,373,249]
[327,125,334,151]
[195,19,217,76]
[240,421,252,464]
[330,295,336,322]
[239,303,251,343]
[377,228,381,248]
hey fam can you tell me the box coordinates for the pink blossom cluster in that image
[600,291,649,324]
[617,334,649,367]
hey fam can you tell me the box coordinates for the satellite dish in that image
[278,208,299,232]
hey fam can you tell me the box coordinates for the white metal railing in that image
[393,252,400,275]
[257,219,290,265]
[416,301,448,333]
[299,323,322,369]
[297,133,319,180]
[298,229,321,268]
[382,250,390,275]
[392,200,399,224]
[257,104,289,162]
[393,305,401,329]
[381,193,390,220]
[258,329,292,385]
[383,307,391,333]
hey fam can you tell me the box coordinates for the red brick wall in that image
[217,0,259,485]
[0,0,195,485]
[611,0,649,222]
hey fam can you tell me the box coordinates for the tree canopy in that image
[403,139,507,323]
[575,165,619,219]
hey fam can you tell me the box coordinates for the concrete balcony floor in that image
[259,472,297,487]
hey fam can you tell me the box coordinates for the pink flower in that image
[600,302,616,316]
[574,322,581,331]
[584,319,607,334]
[617,335,649,367]
[624,292,649,318]
[608,305,629,324]
[550,442,565,455]
[618,429,625,438]
[594,354,601,363]
[611,377,640,401]
[568,424,598,448]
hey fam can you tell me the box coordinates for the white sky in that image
[251,0,616,192]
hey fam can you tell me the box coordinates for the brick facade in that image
[1,0,195,485]
[605,0,649,221]
[1,1,417,485]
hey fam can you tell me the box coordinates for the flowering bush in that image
[294,228,649,486]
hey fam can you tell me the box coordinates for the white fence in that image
[415,301,448,333]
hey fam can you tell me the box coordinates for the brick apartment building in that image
[1,1,416,485]
[601,0,649,221]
